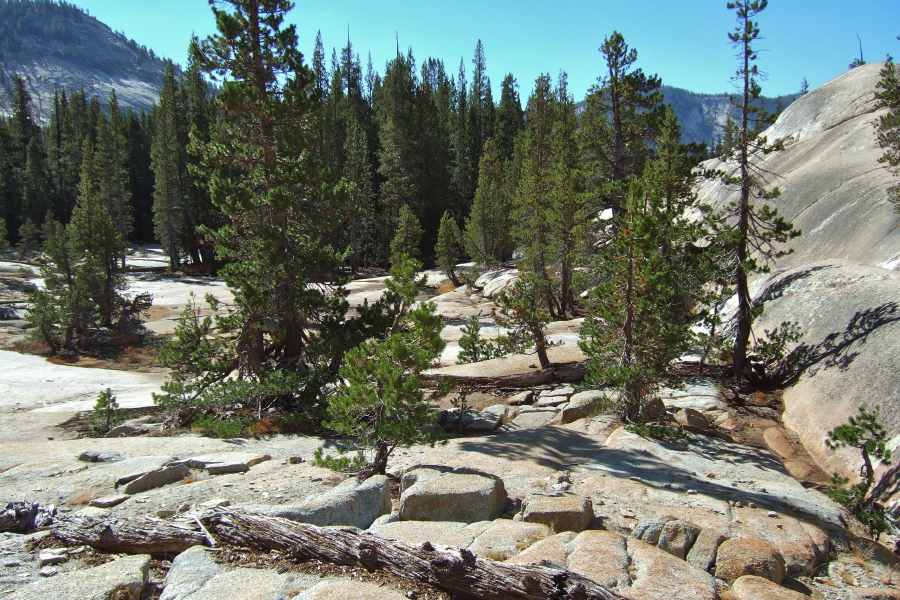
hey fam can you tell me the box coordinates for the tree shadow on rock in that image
[754,264,834,305]
[456,426,842,530]
[781,302,900,387]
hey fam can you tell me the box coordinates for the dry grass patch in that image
[68,491,99,506]
[435,279,457,295]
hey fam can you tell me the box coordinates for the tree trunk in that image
[53,510,625,600]
[425,360,587,388]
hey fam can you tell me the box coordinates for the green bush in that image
[825,405,893,539]
[456,316,505,364]
[191,415,247,439]
[89,388,124,432]
[312,446,369,472]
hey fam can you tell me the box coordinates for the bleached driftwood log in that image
[53,509,625,600]
[425,360,588,389]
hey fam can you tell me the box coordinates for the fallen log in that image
[53,513,207,555]
[425,360,588,389]
[0,502,56,533]
[53,509,626,600]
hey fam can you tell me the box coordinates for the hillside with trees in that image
[0,0,169,120]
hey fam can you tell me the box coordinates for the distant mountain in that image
[0,0,170,121]
[661,85,799,147]
[575,86,800,147]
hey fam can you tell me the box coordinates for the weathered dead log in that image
[52,510,626,600]
[425,360,588,389]
[0,502,56,533]
[53,513,207,556]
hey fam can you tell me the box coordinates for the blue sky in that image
[71,0,899,100]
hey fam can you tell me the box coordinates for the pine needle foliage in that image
[826,405,893,538]
[435,210,463,285]
[325,255,450,476]
[579,178,696,424]
[493,275,553,369]
[713,0,800,385]
[874,53,900,212]
[90,388,124,432]
[161,0,352,413]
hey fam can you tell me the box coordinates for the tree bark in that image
[52,510,626,600]
[424,360,588,389]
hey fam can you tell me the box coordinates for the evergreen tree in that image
[493,275,553,369]
[874,53,900,211]
[94,90,133,256]
[465,138,512,266]
[27,139,144,352]
[21,136,50,226]
[435,210,462,285]
[325,255,449,476]
[376,49,421,233]
[16,218,39,258]
[450,58,474,220]
[152,63,187,270]
[390,204,423,265]
[157,0,351,412]
[184,52,220,267]
[7,76,41,239]
[495,74,524,162]
[580,31,663,221]
[516,74,556,310]
[546,73,586,317]
[715,0,799,385]
[580,179,693,423]
[468,40,495,174]
[344,112,377,270]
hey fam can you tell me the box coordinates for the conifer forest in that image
[0,0,814,436]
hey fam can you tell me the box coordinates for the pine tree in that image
[26,139,143,352]
[184,52,220,267]
[390,204,423,265]
[465,138,512,267]
[580,32,663,221]
[21,136,50,226]
[546,73,586,317]
[325,255,449,476]
[450,58,475,220]
[468,40,495,174]
[94,90,133,258]
[580,179,692,423]
[715,0,800,385]
[158,0,350,412]
[874,53,900,211]
[495,74,524,162]
[7,76,41,239]
[435,210,462,285]
[152,63,187,270]
[515,74,557,316]
[376,49,421,229]
[493,275,553,369]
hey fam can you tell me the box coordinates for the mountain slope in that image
[0,0,170,120]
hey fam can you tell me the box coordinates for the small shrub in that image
[625,423,687,444]
[456,315,505,364]
[825,405,893,539]
[312,446,369,472]
[191,415,246,439]
[89,388,124,432]
[750,320,803,381]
